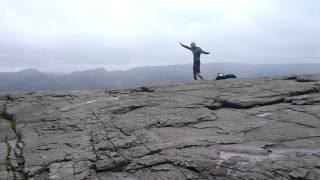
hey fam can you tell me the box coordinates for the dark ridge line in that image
[111,105,151,114]
[204,97,285,110]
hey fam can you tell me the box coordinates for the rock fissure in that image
[89,132,99,161]
[273,135,320,144]
[5,135,15,178]
[286,107,320,119]
[13,133,27,180]
[241,126,262,136]
[248,112,319,129]
[112,123,131,136]
[111,105,150,114]
[71,159,77,180]
[1,101,28,179]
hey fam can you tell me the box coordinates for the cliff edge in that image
[1,74,320,180]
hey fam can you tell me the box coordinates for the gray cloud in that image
[0,0,319,72]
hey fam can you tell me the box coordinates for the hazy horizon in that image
[1,63,320,92]
[2,62,320,74]
[1,0,320,72]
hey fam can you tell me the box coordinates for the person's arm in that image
[179,42,191,50]
[200,48,210,54]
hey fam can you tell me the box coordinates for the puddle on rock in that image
[256,112,272,118]
[219,151,275,163]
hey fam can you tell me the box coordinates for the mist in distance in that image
[0,0,320,73]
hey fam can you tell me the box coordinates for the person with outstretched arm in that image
[179,42,210,80]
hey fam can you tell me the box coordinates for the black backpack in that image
[216,73,237,80]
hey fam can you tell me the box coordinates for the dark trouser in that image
[193,61,201,80]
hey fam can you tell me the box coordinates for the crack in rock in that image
[111,105,149,114]
[205,86,320,111]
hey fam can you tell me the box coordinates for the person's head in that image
[190,42,196,48]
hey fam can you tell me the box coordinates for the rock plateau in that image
[1,74,320,180]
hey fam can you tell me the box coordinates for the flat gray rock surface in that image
[1,74,320,180]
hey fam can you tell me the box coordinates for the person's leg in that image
[197,73,204,80]
[193,72,197,80]
[193,64,197,80]
[196,63,203,80]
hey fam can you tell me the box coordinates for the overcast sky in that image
[0,0,319,72]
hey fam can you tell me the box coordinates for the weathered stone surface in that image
[1,74,320,180]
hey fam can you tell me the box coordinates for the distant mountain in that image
[0,63,320,91]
